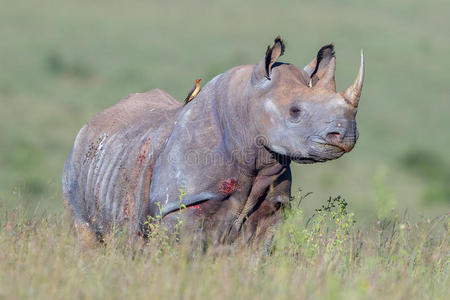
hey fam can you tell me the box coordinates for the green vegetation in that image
[0,193,448,299]
[0,0,448,298]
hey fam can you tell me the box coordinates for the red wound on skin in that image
[137,137,151,166]
[219,178,240,195]
[189,205,203,216]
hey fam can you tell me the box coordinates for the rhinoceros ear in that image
[264,36,285,79]
[253,36,285,82]
[304,44,336,91]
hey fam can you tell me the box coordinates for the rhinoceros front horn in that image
[342,50,365,107]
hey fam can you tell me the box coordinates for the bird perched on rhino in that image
[184,78,202,105]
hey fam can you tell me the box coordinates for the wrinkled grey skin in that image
[62,37,364,243]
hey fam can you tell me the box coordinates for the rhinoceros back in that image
[62,89,181,235]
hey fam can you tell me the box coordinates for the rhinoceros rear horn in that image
[342,50,365,107]
[305,44,336,91]
[253,36,285,82]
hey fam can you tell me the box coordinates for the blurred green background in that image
[1,0,449,222]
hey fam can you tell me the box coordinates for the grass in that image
[0,193,448,299]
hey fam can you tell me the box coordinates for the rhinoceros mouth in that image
[306,136,348,153]
[315,141,349,153]
[288,138,347,164]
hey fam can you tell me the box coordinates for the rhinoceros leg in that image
[232,163,287,231]
[265,166,292,207]
[217,165,291,244]
[242,166,292,244]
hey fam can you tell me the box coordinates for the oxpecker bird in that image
[184,78,202,105]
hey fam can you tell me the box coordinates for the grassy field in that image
[1,0,449,219]
[0,0,449,298]
[0,194,448,299]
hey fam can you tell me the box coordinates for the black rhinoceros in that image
[62,36,364,243]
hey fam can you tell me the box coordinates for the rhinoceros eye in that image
[289,106,302,119]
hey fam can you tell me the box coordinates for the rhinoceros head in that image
[247,37,364,163]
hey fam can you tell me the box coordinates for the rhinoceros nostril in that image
[326,132,343,143]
